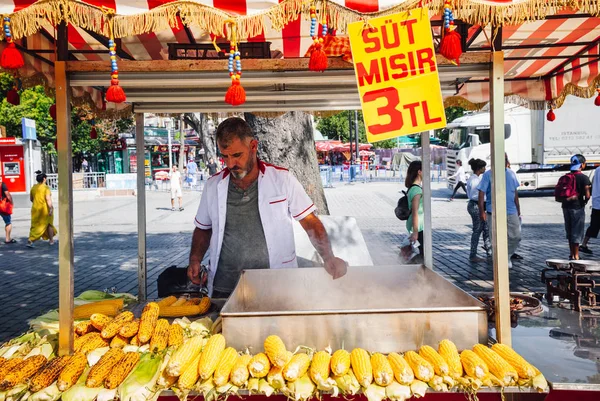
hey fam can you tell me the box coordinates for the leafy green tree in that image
[315,110,396,149]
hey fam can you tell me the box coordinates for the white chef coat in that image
[194,160,317,295]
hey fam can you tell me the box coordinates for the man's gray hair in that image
[215,117,254,147]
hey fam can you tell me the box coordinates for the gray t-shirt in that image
[213,179,270,295]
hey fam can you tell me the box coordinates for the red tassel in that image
[439,29,462,65]
[309,44,328,72]
[6,88,19,105]
[106,80,126,103]
[1,42,25,70]
[90,127,98,140]
[595,93,600,106]
[225,80,246,106]
[546,109,556,122]
[49,104,57,120]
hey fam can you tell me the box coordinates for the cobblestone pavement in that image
[0,180,583,341]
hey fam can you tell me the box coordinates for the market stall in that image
[1,0,600,399]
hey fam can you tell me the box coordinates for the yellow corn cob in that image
[0,358,23,382]
[197,297,211,314]
[264,335,289,368]
[166,335,205,376]
[86,299,125,309]
[86,348,125,387]
[74,332,101,352]
[110,334,129,349]
[73,303,120,320]
[0,357,5,368]
[309,351,331,385]
[178,353,202,390]
[267,366,285,389]
[158,305,202,318]
[185,298,202,306]
[198,334,227,380]
[350,348,373,387]
[460,350,489,379]
[75,320,95,336]
[0,355,47,390]
[105,352,140,389]
[156,296,178,308]
[387,352,414,385]
[57,352,87,391]
[168,324,184,348]
[213,347,238,386]
[130,335,140,346]
[371,353,393,387]
[230,354,252,386]
[158,368,178,389]
[90,313,112,331]
[171,297,188,307]
[29,355,71,392]
[75,332,110,354]
[404,351,434,382]
[438,340,463,376]
[119,320,140,338]
[249,353,271,378]
[150,319,170,353]
[490,344,536,379]
[101,311,135,339]
[472,344,518,385]
[419,345,450,376]
[138,302,160,343]
[283,353,311,382]
[331,349,351,376]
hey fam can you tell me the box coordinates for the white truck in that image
[445,95,600,191]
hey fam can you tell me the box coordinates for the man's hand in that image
[187,260,207,285]
[324,256,348,280]
[409,232,419,243]
[480,212,487,222]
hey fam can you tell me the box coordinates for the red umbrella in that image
[315,140,342,152]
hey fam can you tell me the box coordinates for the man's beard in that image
[231,157,255,180]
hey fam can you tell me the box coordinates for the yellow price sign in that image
[348,8,446,142]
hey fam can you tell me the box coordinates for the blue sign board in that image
[22,118,36,141]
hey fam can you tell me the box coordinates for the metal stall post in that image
[490,29,512,345]
[422,131,433,269]
[136,114,147,301]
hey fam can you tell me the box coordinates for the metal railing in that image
[319,164,447,187]
[46,172,106,190]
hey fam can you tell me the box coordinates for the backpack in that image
[395,184,418,220]
[555,172,579,202]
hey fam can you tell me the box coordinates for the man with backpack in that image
[556,154,591,260]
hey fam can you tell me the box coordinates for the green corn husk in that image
[118,353,163,401]
[24,343,54,360]
[410,380,428,398]
[96,389,117,401]
[258,379,274,397]
[0,391,6,401]
[364,383,386,401]
[6,385,28,401]
[248,378,259,393]
[385,381,411,401]
[334,370,360,395]
[29,383,61,401]
[197,378,216,397]
[532,373,548,392]
[86,347,110,367]
[442,375,455,388]
[290,374,315,401]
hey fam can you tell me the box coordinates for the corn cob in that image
[75,320,95,336]
[331,349,351,376]
[283,353,311,382]
[0,357,23,384]
[350,348,373,387]
[74,332,101,352]
[101,311,135,339]
[0,355,47,390]
[264,366,283,389]
[57,352,87,391]
[403,351,434,382]
[138,302,160,343]
[198,334,226,379]
[309,351,331,385]
[472,344,518,385]
[110,334,129,348]
[371,353,393,387]
[156,296,178,308]
[105,352,140,389]
[90,313,112,331]
[438,340,463,376]
[130,335,140,346]
[171,297,188,307]
[168,324,184,348]
[86,348,125,387]
[158,368,178,389]
[213,347,238,386]
[197,297,211,314]
[0,357,5,368]
[73,303,120,320]
[119,320,140,338]
[166,335,205,376]
[158,305,202,318]
[29,355,72,392]
[231,354,252,386]
[263,335,289,368]
[86,299,125,309]
[178,353,202,390]
[419,345,450,376]
[490,344,537,379]
[249,353,271,378]
[460,350,489,379]
[150,319,170,353]
[387,352,414,385]
[185,298,202,306]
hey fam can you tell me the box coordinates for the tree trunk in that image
[244,112,329,215]
[183,113,217,163]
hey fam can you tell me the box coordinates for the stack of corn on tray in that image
[0,298,548,401]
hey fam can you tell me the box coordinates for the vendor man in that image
[188,117,348,297]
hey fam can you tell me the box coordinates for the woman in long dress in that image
[27,171,56,248]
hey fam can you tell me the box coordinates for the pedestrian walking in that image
[466,158,490,262]
[186,158,198,188]
[556,154,591,260]
[477,154,521,268]
[169,165,184,211]
[0,176,15,244]
[580,166,600,255]
[206,157,218,176]
[27,171,56,248]
[448,159,467,201]
[405,161,424,261]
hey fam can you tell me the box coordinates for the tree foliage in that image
[315,111,397,149]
